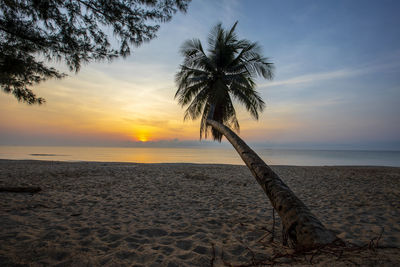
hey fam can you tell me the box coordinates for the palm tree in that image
[175,22,338,250]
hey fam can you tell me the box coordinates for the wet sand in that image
[0,159,399,266]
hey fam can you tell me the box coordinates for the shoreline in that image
[1,145,399,167]
[1,158,400,168]
[1,159,399,265]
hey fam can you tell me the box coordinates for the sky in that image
[1,0,400,150]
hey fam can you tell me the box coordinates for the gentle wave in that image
[1,146,399,167]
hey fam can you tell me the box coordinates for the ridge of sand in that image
[0,160,399,266]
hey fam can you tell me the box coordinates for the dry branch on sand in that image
[214,229,398,266]
[0,186,41,193]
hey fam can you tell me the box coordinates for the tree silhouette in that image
[0,0,190,104]
[175,22,273,141]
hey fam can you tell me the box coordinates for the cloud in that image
[260,61,400,89]
[119,138,230,148]
[124,118,170,126]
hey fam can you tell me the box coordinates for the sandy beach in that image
[0,159,399,266]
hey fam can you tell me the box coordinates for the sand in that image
[0,159,399,266]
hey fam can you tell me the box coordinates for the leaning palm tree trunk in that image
[207,119,338,250]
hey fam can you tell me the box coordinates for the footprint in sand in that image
[176,239,193,250]
[136,228,168,238]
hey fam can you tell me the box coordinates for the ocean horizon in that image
[0,145,399,167]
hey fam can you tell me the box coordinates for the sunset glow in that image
[0,0,399,150]
[137,133,149,142]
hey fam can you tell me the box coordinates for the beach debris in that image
[369,227,384,250]
[210,243,216,266]
[219,232,392,266]
[0,186,41,193]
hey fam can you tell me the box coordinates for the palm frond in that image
[175,21,274,142]
[177,80,208,106]
[183,87,210,121]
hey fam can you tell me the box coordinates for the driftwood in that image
[0,186,42,193]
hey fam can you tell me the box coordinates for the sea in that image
[0,146,399,167]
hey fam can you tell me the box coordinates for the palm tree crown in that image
[175,21,274,141]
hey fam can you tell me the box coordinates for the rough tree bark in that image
[207,119,338,250]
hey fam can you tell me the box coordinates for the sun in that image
[133,127,153,142]
[137,132,150,142]
[138,136,148,142]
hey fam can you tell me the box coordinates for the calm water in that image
[0,146,399,167]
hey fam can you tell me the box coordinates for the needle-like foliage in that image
[175,22,274,141]
[0,0,190,104]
